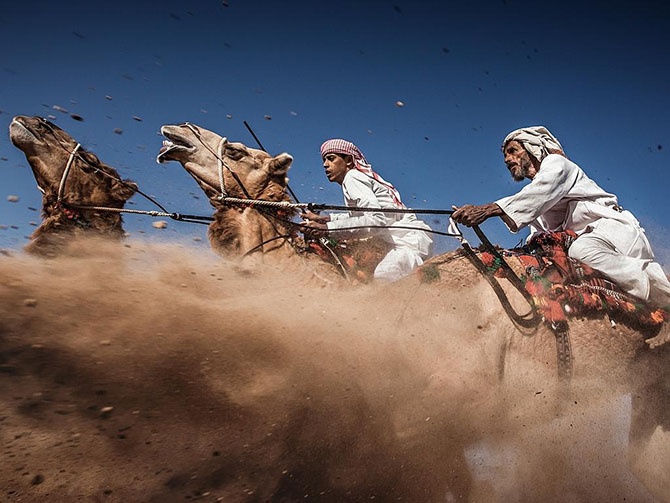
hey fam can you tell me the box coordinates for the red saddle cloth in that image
[307,237,391,283]
[480,231,669,328]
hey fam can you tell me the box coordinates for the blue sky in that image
[1,0,669,266]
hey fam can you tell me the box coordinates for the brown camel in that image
[157,122,296,258]
[157,122,387,282]
[157,122,670,501]
[9,115,137,255]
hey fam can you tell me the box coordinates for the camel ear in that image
[112,179,138,202]
[270,153,292,176]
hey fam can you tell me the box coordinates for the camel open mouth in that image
[9,117,42,147]
[156,127,196,163]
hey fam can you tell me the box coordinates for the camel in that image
[157,122,297,257]
[156,122,387,282]
[157,122,670,501]
[9,115,137,255]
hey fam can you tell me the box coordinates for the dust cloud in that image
[0,239,664,502]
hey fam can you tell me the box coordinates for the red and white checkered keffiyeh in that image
[320,138,405,208]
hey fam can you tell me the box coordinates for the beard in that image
[509,155,534,182]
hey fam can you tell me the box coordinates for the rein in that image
[456,224,572,381]
[470,225,541,329]
[181,122,252,200]
[183,123,303,257]
[37,118,216,226]
[214,122,346,267]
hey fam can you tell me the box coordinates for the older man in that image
[452,126,670,347]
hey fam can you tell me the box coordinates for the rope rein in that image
[459,226,541,329]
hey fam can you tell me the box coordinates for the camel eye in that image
[225,145,247,161]
[37,117,59,133]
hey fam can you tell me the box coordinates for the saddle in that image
[480,231,669,329]
[307,237,393,283]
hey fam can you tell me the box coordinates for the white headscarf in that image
[502,126,565,162]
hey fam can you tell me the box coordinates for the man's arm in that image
[451,202,518,231]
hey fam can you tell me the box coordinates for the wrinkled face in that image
[322,152,351,185]
[157,123,292,202]
[503,140,538,181]
[9,115,79,190]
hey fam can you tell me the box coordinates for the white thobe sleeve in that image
[496,155,578,231]
[326,173,386,237]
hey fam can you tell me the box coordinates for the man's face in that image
[503,140,538,181]
[323,153,350,185]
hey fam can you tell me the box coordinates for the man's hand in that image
[301,210,330,224]
[451,203,504,227]
[301,211,329,239]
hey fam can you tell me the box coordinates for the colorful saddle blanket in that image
[308,237,392,283]
[480,231,669,329]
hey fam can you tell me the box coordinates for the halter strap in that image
[181,122,251,199]
[217,137,229,198]
[57,143,81,203]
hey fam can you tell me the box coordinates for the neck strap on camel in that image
[56,143,81,203]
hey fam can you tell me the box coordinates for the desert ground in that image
[0,239,666,502]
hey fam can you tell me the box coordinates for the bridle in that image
[32,117,170,226]
[180,122,253,200]
[31,118,296,254]
[34,118,105,204]
[57,142,81,203]
[30,118,95,226]
[180,122,303,256]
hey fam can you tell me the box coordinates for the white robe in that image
[326,170,433,281]
[496,154,670,305]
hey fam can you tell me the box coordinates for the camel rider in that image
[451,126,670,348]
[302,138,433,282]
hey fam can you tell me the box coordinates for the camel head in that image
[157,122,293,206]
[157,122,303,261]
[10,116,138,208]
[9,115,138,253]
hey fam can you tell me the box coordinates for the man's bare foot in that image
[646,323,670,349]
